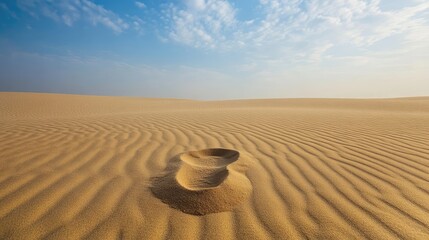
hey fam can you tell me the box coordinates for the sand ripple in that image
[1,93,429,239]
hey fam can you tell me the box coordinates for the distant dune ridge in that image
[0,92,429,239]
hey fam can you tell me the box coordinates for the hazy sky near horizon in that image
[0,0,428,99]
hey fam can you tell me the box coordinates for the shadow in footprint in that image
[150,148,252,215]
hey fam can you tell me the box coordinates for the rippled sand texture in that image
[1,92,429,239]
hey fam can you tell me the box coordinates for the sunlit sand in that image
[1,92,429,239]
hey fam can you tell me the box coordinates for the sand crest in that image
[150,148,252,215]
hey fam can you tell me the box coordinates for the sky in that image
[0,0,428,100]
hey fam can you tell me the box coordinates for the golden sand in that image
[151,148,252,215]
[0,92,429,239]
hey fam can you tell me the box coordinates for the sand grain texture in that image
[1,92,429,239]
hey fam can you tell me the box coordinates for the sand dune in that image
[1,92,429,239]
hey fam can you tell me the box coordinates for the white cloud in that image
[127,15,145,35]
[164,0,237,48]
[240,0,413,50]
[135,1,146,9]
[345,1,429,46]
[17,0,129,33]
[161,0,429,64]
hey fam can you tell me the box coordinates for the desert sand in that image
[1,92,429,239]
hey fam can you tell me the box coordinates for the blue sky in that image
[0,0,428,99]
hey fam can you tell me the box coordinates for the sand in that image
[0,92,429,239]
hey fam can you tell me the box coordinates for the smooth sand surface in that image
[1,92,429,239]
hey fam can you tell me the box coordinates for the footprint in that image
[176,149,239,190]
[150,148,252,215]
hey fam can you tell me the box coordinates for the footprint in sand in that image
[150,148,253,215]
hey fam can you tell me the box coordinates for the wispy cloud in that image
[245,0,429,49]
[128,15,145,35]
[135,1,146,9]
[17,0,129,33]
[14,0,429,54]
[163,0,237,48]
[161,0,429,63]
[0,2,18,19]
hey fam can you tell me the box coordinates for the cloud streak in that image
[0,3,18,19]
[135,1,146,9]
[163,0,237,48]
[17,0,129,33]
[162,0,429,62]
[15,0,429,53]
